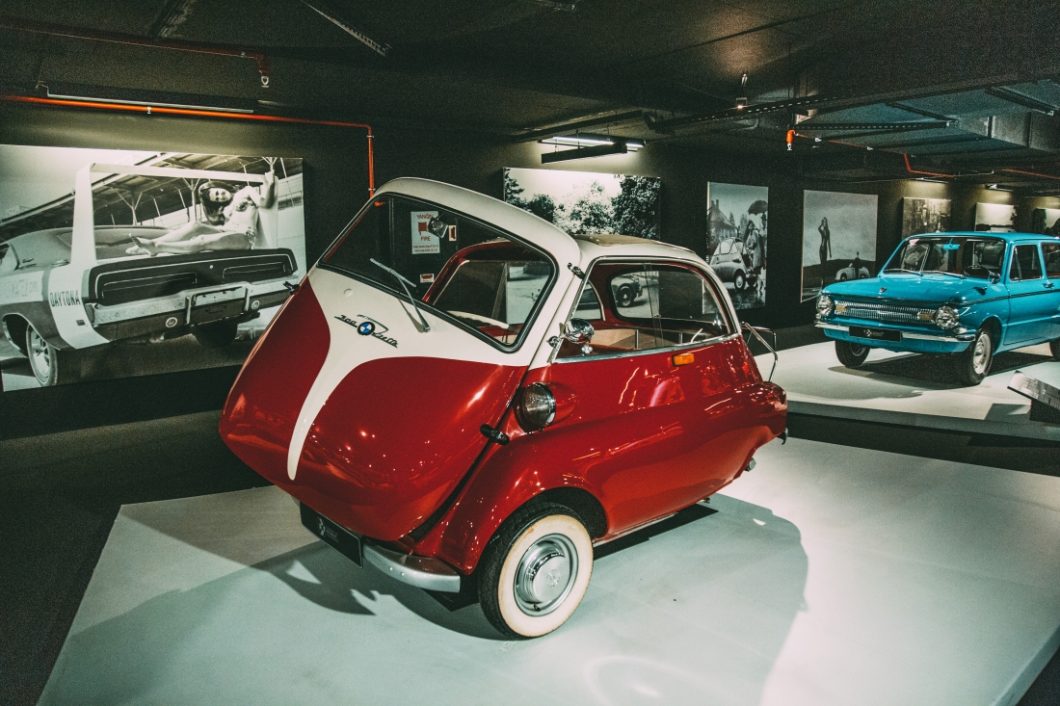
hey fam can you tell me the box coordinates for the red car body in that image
[220,178,786,637]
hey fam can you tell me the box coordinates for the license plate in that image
[300,503,363,566]
[851,326,901,342]
[189,287,245,325]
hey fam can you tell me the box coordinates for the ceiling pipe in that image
[901,153,957,179]
[998,167,1060,182]
[514,110,644,143]
[0,94,376,196]
[0,15,272,87]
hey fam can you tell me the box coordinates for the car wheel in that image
[835,340,870,368]
[1050,339,1060,360]
[193,320,239,348]
[617,284,635,307]
[954,327,993,386]
[25,324,81,386]
[838,272,849,281]
[733,271,746,291]
[478,502,593,639]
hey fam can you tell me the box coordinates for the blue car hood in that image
[823,272,992,305]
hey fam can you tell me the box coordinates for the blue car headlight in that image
[933,305,959,330]
[816,294,834,318]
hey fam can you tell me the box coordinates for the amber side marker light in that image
[672,352,695,366]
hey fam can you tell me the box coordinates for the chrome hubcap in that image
[28,329,52,379]
[972,333,991,375]
[514,533,577,616]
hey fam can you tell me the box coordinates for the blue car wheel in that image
[835,340,870,368]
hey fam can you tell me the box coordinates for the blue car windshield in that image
[884,236,1004,279]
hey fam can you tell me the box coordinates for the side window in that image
[1042,242,1060,279]
[1009,245,1043,281]
[0,244,14,274]
[559,262,730,359]
[573,283,602,319]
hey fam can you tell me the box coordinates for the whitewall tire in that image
[478,503,593,638]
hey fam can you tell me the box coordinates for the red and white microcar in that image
[220,178,787,637]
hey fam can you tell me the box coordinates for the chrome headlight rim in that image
[516,382,557,432]
[816,294,834,318]
[933,305,959,330]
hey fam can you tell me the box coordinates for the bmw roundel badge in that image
[357,321,375,336]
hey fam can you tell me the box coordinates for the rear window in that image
[322,194,555,348]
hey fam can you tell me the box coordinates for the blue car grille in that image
[834,300,934,324]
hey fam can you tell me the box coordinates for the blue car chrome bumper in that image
[816,320,975,354]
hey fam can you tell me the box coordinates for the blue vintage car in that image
[815,231,1060,385]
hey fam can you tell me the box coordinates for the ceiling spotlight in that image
[735,72,749,110]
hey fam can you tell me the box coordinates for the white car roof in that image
[572,232,704,265]
[375,178,706,269]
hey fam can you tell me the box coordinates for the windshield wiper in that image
[370,258,430,333]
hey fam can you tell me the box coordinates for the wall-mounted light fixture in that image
[735,72,749,110]
[539,133,644,163]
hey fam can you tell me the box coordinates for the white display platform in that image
[40,439,1060,706]
[758,341,1060,441]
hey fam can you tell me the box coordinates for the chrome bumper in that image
[363,543,462,593]
[816,321,975,342]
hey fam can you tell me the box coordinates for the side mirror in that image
[564,318,594,345]
[548,318,595,355]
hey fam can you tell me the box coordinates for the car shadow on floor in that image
[830,348,1053,390]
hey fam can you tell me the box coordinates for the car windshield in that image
[884,236,1004,279]
[321,194,554,348]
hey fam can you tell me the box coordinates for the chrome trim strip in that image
[553,331,740,364]
[363,543,462,593]
[816,322,973,342]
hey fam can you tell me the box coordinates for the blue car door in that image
[1005,243,1056,345]
[1042,241,1060,342]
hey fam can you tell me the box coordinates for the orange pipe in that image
[902,152,954,178]
[0,94,376,196]
[999,166,1060,182]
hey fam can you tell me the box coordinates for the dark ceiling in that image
[1,0,1059,193]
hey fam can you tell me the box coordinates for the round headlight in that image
[516,383,556,432]
[816,294,834,318]
[934,305,959,330]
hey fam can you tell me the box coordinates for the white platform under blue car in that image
[40,434,1060,706]
[760,340,1060,441]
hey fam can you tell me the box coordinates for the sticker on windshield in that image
[411,211,442,255]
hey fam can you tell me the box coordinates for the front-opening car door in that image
[220,191,565,541]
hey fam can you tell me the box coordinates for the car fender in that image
[412,427,609,576]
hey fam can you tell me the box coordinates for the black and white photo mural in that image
[801,190,878,301]
[1031,207,1060,235]
[503,167,661,239]
[705,182,768,309]
[0,145,306,390]
[901,197,951,237]
[974,202,1016,232]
